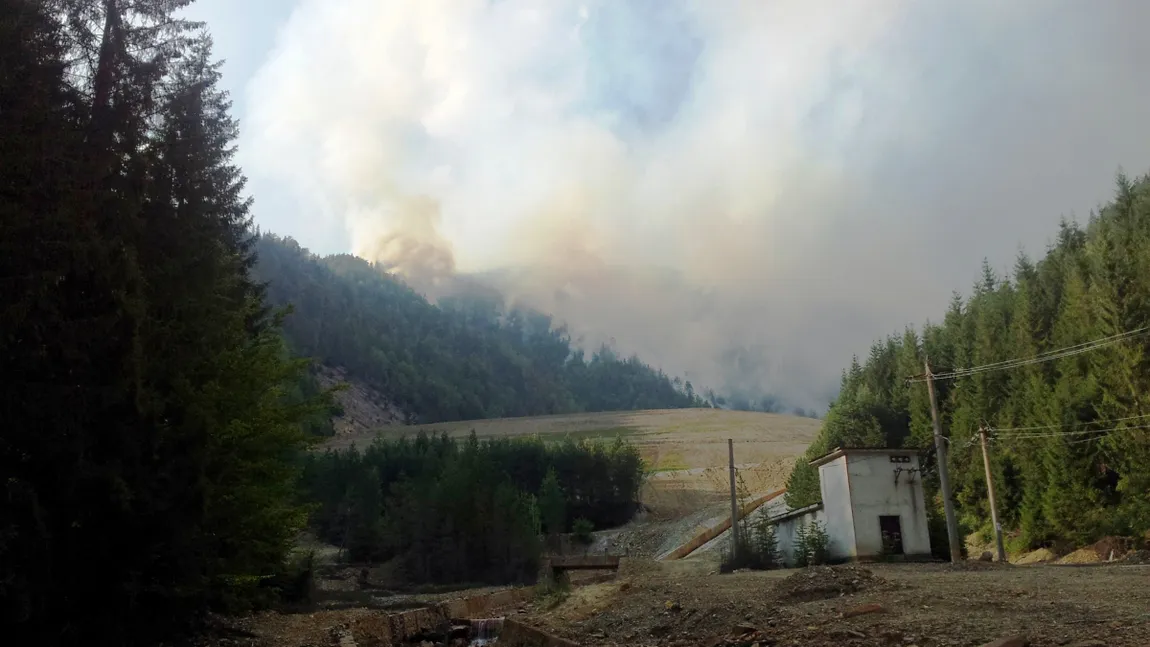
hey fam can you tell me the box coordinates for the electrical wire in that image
[988,422,1150,442]
[987,411,1150,433]
[944,327,1147,374]
[932,326,1149,379]
[907,325,1150,383]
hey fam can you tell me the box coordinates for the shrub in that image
[720,514,782,572]
[802,521,831,565]
[794,520,830,567]
[572,518,595,545]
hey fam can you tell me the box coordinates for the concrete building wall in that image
[817,456,857,560]
[774,506,825,567]
[844,453,931,557]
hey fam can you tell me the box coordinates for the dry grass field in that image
[322,408,822,517]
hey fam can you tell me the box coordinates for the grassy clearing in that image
[328,409,819,448]
[548,426,639,442]
[321,409,822,502]
[646,451,690,472]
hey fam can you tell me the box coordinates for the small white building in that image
[771,447,932,565]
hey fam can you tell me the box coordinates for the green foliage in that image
[793,521,831,567]
[265,551,318,611]
[534,572,572,609]
[0,3,320,643]
[252,234,707,424]
[722,473,782,571]
[572,518,595,545]
[784,456,823,509]
[722,513,782,572]
[539,468,567,536]
[787,175,1150,550]
[285,366,343,437]
[753,516,782,568]
[300,433,644,585]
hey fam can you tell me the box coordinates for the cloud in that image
[243,0,1150,411]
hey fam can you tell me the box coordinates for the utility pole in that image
[925,358,963,562]
[728,438,739,560]
[979,425,1007,562]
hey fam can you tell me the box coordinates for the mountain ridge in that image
[254,234,709,426]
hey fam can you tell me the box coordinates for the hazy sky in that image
[186,0,1150,411]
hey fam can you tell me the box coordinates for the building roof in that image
[765,502,824,525]
[808,446,920,468]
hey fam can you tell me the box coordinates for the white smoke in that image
[242,0,1150,411]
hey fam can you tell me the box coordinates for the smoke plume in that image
[242,0,1150,412]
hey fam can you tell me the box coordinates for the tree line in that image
[786,175,1150,553]
[1,2,323,643]
[254,235,707,424]
[300,433,644,584]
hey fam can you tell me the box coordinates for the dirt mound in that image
[1087,536,1137,561]
[1056,548,1103,564]
[1012,547,1057,564]
[771,565,888,603]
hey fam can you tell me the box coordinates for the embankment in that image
[658,489,787,560]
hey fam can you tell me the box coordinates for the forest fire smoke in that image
[244,0,1150,411]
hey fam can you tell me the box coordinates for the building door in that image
[879,515,904,555]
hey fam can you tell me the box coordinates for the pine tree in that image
[1,4,317,642]
[539,468,567,537]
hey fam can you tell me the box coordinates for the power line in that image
[940,326,1150,378]
[914,326,1150,381]
[948,327,1147,374]
[990,411,1150,434]
[989,422,1150,441]
[907,325,1150,383]
[924,335,1137,380]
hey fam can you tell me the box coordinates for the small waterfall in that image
[468,617,505,645]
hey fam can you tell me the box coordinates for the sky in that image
[185,0,1150,411]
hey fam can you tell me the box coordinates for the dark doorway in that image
[879,515,904,555]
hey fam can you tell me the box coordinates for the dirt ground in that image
[526,558,1150,647]
[209,557,1150,647]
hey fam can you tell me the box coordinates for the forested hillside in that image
[254,234,706,424]
[786,175,1150,552]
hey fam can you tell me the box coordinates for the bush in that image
[265,551,317,611]
[794,520,830,567]
[572,518,595,545]
[534,570,571,609]
[720,514,782,572]
[752,516,782,568]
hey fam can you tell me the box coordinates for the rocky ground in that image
[525,558,1150,647]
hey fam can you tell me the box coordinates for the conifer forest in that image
[787,177,1150,555]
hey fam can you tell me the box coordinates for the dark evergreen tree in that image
[1,3,318,643]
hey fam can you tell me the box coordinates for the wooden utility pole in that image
[728,438,739,560]
[979,425,1007,562]
[925,358,963,562]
